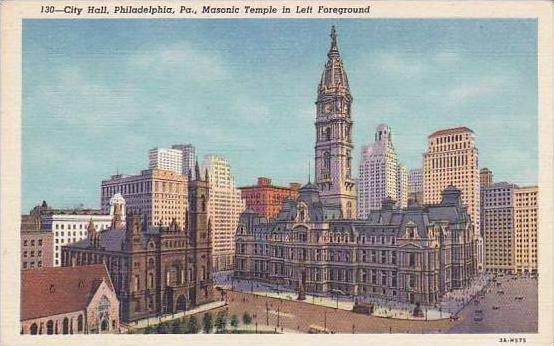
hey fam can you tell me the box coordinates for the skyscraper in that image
[148,147,183,174]
[148,144,196,179]
[357,124,407,219]
[100,169,187,228]
[514,186,538,274]
[396,163,408,209]
[314,26,356,219]
[481,182,516,273]
[480,168,493,188]
[423,127,482,270]
[171,144,196,179]
[423,127,480,230]
[202,155,245,272]
[408,168,424,204]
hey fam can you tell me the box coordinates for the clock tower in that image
[314,26,356,219]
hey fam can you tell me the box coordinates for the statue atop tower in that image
[314,26,356,219]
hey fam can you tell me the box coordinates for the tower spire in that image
[329,25,339,56]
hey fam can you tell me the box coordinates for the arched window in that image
[148,273,154,289]
[30,323,38,335]
[324,152,331,170]
[77,315,83,332]
[62,317,69,334]
[200,195,206,212]
[46,320,54,335]
[325,127,331,141]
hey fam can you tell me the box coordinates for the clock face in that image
[323,103,332,114]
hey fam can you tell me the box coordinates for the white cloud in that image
[128,42,228,82]
[447,76,509,102]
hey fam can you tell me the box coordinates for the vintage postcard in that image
[1,1,552,345]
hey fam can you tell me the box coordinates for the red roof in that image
[428,126,474,138]
[21,264,114,321]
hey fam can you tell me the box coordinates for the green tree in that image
[187,316,199,334]
[157,322,170,334]
[172,320,187,334]
[202,313,213,334]
[230,314,239,331]
[242,313,252,326]
[215,312,228,333]
[143,326,155,334]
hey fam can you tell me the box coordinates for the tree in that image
[187,316,199,334]
[202,313,213,334]
[173,320,187,334]
[230,314,239,331]
[215,312,228,333]
[143,326,156,334]
[242,313,252,326]
[157,322,170,334]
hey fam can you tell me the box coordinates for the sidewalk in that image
[215,272,492,321]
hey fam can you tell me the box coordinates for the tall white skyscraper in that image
[357,124,407,219]
[396,163,408,208]
[202,155,246,272]
[172,144,196,179]
[148,144,196,178]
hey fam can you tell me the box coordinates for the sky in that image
[22,19,537,211]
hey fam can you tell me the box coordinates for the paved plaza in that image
[214,271,492,321]
[212,272,537,333]
[447,274,538,333]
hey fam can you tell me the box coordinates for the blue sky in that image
[22,19,537,211]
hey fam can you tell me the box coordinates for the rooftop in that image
[428,126,474,138]
[21,264,114,321]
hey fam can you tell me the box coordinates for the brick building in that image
[62,166,214,322]
[239,177,301,219]
[21,264,120,334]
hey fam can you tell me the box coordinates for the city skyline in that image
[23,19,537,210]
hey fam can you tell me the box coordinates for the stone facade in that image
[62,166,214,322]
[235,184,477,305]
[239,177,301,219]
[314,26,356,219]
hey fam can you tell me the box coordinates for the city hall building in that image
[234,27,477,306]
[235,184,477,305]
